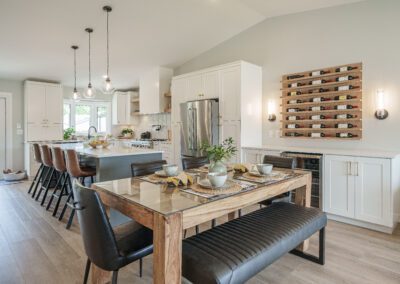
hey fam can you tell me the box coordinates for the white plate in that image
[198,179,225,189]
[248,170,279,177]
[154,170,178,177]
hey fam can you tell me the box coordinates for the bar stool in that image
[59,149,96,229]
[35,145,57,206]
[28,143,45,196]
[46,147,70,216]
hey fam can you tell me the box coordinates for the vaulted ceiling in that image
[0,0,363,89]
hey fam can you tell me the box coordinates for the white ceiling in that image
[0,0,363,89]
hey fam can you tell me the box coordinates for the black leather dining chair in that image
[131,160,167,177]
[72,181,153,283]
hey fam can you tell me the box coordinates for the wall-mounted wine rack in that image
[281,62,362,139]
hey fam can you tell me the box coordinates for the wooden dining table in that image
[91,168,312,284]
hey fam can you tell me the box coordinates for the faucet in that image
[88,126,98,140]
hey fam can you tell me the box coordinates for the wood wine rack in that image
[281,62,362,139]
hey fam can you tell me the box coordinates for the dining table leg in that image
[294,172,312,251]
[153,211,182,284]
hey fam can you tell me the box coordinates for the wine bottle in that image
[310,79,327,85]
[287,108,300,113]
[310,97,330,103]
[336,75,356,82]
[311,114,326,120]
[335,113,354,119]
[335,95,355,100]
[288,91,301,96]
[335,123,354,129]
[335,105,356,110]
[336,133,356,138]
[287,74,304,80]
[335,66,355,72]
[309,106,326,111]
[309,133,325,138]
[310,70,327,76]
[285,132,303,137]
[310,124,326,129]
[288,82,305,88]
[286,124,300,129]
[287,115,300,121]
[335,85,354,91]
[289,99,302,104]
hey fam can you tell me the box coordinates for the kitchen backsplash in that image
[112,113,171,140]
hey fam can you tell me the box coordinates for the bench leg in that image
[290,227,325,265]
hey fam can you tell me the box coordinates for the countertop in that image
[242,145,400,159]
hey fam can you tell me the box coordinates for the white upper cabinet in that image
[220,66,240,121]
[139,67,173,114]
[24,81,63,141]
[202,71,219,99]
[112,91,131,125]
[171,78,187,123]
[186,74,203,101]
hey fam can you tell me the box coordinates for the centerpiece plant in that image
[200,137,237,173]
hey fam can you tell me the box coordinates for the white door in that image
[220,120,241,163]
[323,155,355,218]
[172,122,182,167]
[0,98,6,178]
[45,85,63,124]
[186,74,203,101]
[171,79,187,123]
[202,71,219,99]
[220,66,241,121]
[26,83,46,124]
[354,157,391,226]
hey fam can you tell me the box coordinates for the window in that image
[63,100,111,135]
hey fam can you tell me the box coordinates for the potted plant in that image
[63,127,75,140]
[121,128,134,138]
[200,137,237,173]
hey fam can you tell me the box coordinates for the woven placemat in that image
[145,174,169,183]
[241,171,288,183]
[189,180,242,195]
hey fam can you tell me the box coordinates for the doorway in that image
[0,98,6,178]
[0,92,12,180]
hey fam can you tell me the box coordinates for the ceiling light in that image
[102,5,115,95]
[71,45,81,101]
[84,28,96,99]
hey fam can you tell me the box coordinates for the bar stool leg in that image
[51,174,69,216]
[59,176,73,221]
[46,172,65,211]
[32,166,47,198]
[42,170,62,207]
[35,167,54,202]
[40,168,57,206]
[28,164,43,194]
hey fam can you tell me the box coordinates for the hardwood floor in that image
[0,181,399,284]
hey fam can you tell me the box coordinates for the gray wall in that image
[0,79,24,170]
[176,0,400,152]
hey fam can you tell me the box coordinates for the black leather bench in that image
[182,202,327,284]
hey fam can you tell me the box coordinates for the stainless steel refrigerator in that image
[180,99,219,158]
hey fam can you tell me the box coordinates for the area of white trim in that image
[0,92,13,170]
[327,213,394,234]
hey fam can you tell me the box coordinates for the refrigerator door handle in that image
[192,107,198,150]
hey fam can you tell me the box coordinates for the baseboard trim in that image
[327,214,394,234]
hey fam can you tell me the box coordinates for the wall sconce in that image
[267,100,276,122]
[375,89,388,120]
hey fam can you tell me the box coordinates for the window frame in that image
[63,99,112,135]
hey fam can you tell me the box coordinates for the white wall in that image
[175,0,400,152]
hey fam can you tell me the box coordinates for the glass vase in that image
[209,160,227,174]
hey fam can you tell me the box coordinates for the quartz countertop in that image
[242,145,400,159]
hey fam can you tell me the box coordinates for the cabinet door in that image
[354,157,391,226]
[26,83,46,124]
[45,85,63,124]
[202,71,219,99]
[323,155,355,217]
[220,66,240,121]
[171,79,187,123]
[45,124,63,140]
[220,120,240,163]
[186,74,203,101]
[242,149,261,164]
[172,123,182,167]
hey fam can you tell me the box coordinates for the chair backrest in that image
[51,147,67,172]
[65,149,83,178]
[40,145,53,167]
[181,156,209,170]
[263,155,296,169]
[131,160,167,177]
[72,180,121,271]
[32,143,42,164]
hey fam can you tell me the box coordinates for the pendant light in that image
[71,45,81,101]
[84,27,96,98]
[102,5,115,94]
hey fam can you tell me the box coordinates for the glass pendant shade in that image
[72,87,81,101]
[102,76,115,94]
[85,82,96,99]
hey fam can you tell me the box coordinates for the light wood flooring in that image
[0,181,399,284]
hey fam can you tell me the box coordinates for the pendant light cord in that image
[88,30,91,84]
[74,48,77,89]
[106,10,110,77]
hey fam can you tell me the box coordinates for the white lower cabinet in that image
[324,155,393,228]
